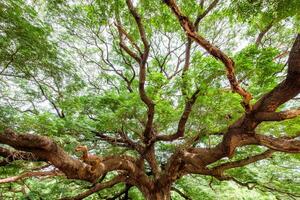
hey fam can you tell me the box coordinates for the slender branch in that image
[164,0,253,112]
[0,170,62,184]
[93,130,143,152]
[212,150,274,173]
[31,76,65,118]
[221,176,300,199]
[60,175,126,200]
[182,0,218,91]
[167,0,220,141]
[0,147,43,165]
[194,0,219,29]
[157,89,200,141]
[255,23,273,46]
[219,176,256,189]
[126,0,149,50]
[0,48,20,75]
[114,20,142,55]
[171,187,192,200]
[126,0,154,141]
[105,184,132,200]
[115,20,141,63]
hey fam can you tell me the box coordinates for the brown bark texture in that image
[1,0,300,199]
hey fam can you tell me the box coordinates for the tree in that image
[0,0,300,199]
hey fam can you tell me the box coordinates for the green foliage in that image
[0,0,299,199]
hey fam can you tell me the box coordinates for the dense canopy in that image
[0,0,300,199]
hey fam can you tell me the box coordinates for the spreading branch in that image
[61,175,126,200]
[164,0,253,112]
[0,147,43,165]
[0,170,62,184]
[255,108,300,121]
[157,89,200,141]
[211,150,274,173]
[0,129,147,185]
[194,0,219,29]
[255,23,273,46]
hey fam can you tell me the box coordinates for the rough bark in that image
[1,0,300,199]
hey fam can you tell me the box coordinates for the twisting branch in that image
[125,0,154,141]
[0,129,147,185]
[158,1,219,142]
[164,0,253,112]
[115,20,141,63]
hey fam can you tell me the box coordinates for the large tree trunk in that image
[142,186,171,200]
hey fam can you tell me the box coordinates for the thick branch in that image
[0,129,96,182]
[255,134,300,153]
[252,34,300,114]
[0,129,145,184]
[255,108,300,121]
[184,132,300,173]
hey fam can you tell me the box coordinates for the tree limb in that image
[194,0,219,29]
[255,108,300,121]
[171,186,192,200]
[126,0,154,141]
[157,89,200,141]
[0,147,43,165]
[212,150,274,173]
[0,170,62,184]
[164,0,253,112]
[0,129,145,184]
[60,175,126,200]
[255,23,273,46]
[255,134,300,153]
